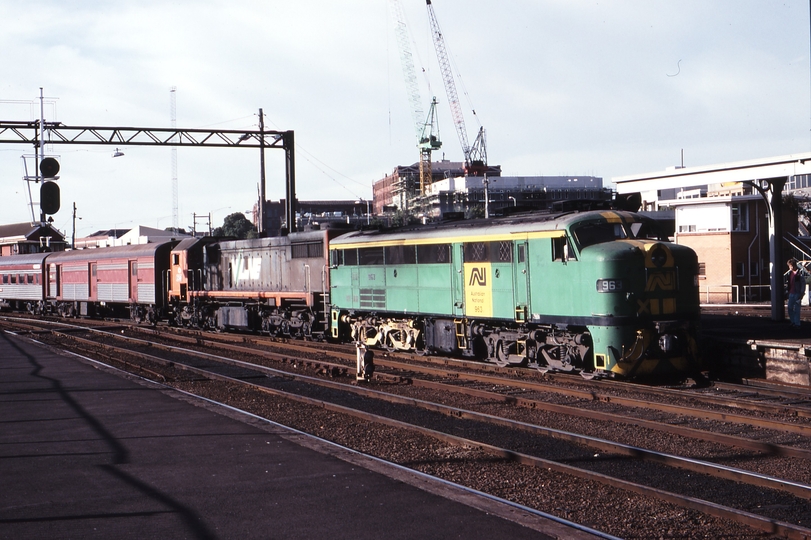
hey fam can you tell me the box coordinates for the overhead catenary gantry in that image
[0,119,297,233]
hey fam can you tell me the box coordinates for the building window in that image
[750,262,759,277]
[731,203,749,232]
[678,224,697,233]
[735,262,746,278]
[698,262,706,276]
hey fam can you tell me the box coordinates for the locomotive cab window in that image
[173,254,180,265]
[572,222,627,249]
[343,249,358,266]
[553,236,576,262]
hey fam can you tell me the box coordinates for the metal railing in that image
[700,284,740,304]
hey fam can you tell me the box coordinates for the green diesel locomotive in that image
[329,210,700,378]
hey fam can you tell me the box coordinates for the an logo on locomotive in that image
[645,270,676,292]
[468,267,487,286]
[464,263,493,317]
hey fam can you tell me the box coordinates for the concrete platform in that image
[0,331,603,540]
[701,310,811,385]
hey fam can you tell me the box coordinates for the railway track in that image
[4,316,811,538]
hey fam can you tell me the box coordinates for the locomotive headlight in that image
[651,246,668,268]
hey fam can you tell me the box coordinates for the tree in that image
[212,212,257,239]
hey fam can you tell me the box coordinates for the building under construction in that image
[372,160,608,219]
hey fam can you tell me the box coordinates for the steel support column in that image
[749,177,787,321]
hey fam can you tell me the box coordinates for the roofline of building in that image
[613,152,811,194]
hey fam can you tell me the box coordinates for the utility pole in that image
[483,174,490,218]
[259,108,266,236]
[71,202,77,249]
[170,87,179,234]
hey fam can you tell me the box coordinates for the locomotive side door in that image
[514,241,529,322]
[452,244,464,317]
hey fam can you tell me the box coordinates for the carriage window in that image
[416,244,451,264]
[493,241,513,262]
[343,249,358,266]
[10,274,17,284]
[1,275,6,284]
[359,247,385,265]
[131,263,138,276]
[463,241,513,263]
[464,242,489,262]
[385,245,416,265]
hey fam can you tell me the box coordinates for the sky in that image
[1,0,809,237]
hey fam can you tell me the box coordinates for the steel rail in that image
[123,324,811,447]
[48,330,811,540]
[373,357,811,437]
[53,329,811,501]
[154,324,811,420]
[23,318,811,462]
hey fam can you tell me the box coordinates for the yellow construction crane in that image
[390,0,441,197]
[426,0,487,176]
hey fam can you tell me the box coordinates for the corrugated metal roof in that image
[47,241,174,262]
[330,210,640,247]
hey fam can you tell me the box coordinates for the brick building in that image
[0,222,66,256]
[615,153,811,306]
[669,191,797,303]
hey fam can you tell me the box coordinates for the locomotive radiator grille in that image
[359,288,386,309]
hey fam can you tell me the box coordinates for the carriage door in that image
[514,242,529,322]
[89,263,98,300]
[129,261,138,301]
[48,264,59,298]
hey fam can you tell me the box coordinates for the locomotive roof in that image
[45,241,177,262]
[330,210,645,247]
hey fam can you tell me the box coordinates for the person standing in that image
[787,258,805,328]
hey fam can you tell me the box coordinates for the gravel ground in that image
[49,330,811,538]
[172,378,768,539]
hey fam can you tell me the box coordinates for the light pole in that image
[71,202,81,249]
[508,196,516,206]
